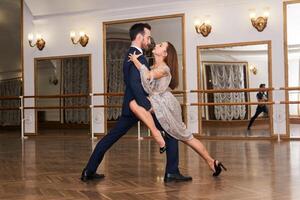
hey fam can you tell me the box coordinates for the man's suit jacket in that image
[121,46,151,116]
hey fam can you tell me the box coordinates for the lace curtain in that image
[210,63,246,120]
[106,39,130,120]
[0,79,21,126]
[63,57,89,124]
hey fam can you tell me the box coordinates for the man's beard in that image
[143,37,155,51]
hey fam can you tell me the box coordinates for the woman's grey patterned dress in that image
[139,65,193,141]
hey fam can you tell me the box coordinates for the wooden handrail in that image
[24,94,89,98]
[0,96,20,100]
[23,105,125,109]
[9,101,300,109]
[0,107,20,110]
[280,87,300,91]
[191,88,273,93]
[93,93,123,96]
[22,103,188,110]
[191,102,274,106]
[171,90,186,94]
[24,106,90,109]
[94,105,122,108]
[280,101,300,104]
[93,90,186,96]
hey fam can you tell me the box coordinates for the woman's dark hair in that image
[129,23,151,41]
[164,42,179,90]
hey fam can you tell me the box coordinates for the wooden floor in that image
[0,132,300,200]
[202,118,271,137]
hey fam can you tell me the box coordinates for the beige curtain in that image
[0,79,21,126]
[210,63,247,120]
[106,39,130,120]
[62,57,89,124]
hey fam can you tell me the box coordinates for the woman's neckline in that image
[152,64,168,69]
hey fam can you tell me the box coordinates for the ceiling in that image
[25,0,198,17]
[201,44,268,59]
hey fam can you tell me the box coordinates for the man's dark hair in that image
[129,23,151,41]
[259,83,266,88]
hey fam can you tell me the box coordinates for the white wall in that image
[23,0,286,134]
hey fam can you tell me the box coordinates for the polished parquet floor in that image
[0,131,300,200]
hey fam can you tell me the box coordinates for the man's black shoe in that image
[81,168,105,182]
[164,173,192,182]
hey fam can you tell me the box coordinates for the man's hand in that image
[128,51,142,63]
[149,107,154,113]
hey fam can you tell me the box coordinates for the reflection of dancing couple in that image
[81,23,226,182]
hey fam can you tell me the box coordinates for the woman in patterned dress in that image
[128,41,226,176]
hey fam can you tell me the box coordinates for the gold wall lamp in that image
[194,19,212,37]
[249,64,258,75]
[28,33,46,50]
[250,9,269,32]
[70,31,89,47]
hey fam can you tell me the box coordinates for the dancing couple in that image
[81,23,226,182]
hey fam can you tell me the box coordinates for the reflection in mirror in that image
[104,15,185,137]
[198,43,272,137]
[0,0,22,134]
[286,3,300,138]
[35,56,91,135]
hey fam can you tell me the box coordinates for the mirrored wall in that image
[285,1,300,138]
[197,41,273,138]
[103,14,186,137]
[0,0,23,134]
[35,55,91,135]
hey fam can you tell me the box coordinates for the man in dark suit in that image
[247,83,269,130]
[81,23,192,183]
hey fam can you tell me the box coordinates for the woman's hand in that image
[128,51,142,64]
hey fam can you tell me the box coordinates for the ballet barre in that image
[0,96,21,100]
[2,86,300,140]
[280,87,300,91]
[23,93,89,99]
[23,106,90,109]
[190,87,274,93]
[189,102,274,106]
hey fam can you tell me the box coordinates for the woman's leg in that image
[129,100,165,148]
[182,138,215,172]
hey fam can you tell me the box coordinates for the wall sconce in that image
[249,9,269,32]
[249,64,258,75]
[28,33,46,50]
[194,19,212,37]
[70,31,89,47]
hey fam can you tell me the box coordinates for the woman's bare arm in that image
[128,51,167,80]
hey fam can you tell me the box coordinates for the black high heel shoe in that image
[158,131,167,154]
[213,160,227,177]
[160,146,167,154]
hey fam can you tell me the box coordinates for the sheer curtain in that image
[63,57,89,124]
[0,79,21,126]
[210,63,246,120]
[106,39,130,120]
